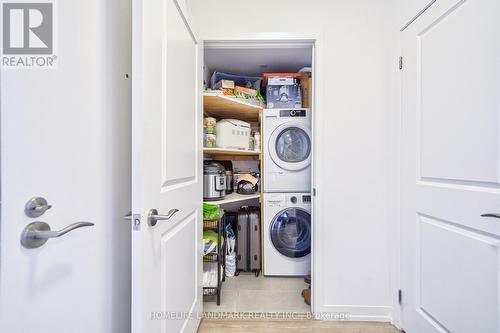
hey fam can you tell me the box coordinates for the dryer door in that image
[270,208,311,258]
[269,123,312,171]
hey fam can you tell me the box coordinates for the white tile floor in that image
[203,273,311,313]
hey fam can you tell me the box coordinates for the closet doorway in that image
[200,37,322,315]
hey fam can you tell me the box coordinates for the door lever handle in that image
[21,221,94,249]
[481,213,500,219]
[148,208,179,226]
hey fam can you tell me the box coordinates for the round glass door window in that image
[275,127,311,163]
[270,208,311,258]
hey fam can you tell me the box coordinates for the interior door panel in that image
[131,0,202,332]
[400,0,500,332]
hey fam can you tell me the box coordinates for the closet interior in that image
[202,43,314,313]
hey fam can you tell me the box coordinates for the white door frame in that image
[201,32,325,315]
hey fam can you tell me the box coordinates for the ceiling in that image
[204,47,312,77]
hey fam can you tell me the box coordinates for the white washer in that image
[263,192,311,276]
[263,108,312,192]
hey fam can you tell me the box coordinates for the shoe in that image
[302,288,311,305]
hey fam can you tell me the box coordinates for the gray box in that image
[266,78,302,109]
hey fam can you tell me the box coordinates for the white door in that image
[131,0,203,332]
[0,0,131,332]
[400,0,500,332]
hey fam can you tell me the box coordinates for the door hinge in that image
[398,289,403,305]
[313,188,316,196]
[399,56,403,70]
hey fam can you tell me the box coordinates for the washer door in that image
[270,208,311,258]
[269,122,311,171]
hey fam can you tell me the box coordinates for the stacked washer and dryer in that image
[262,108,312,276]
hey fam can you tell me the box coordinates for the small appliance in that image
[203,161,226,201]
[216,119,251,150]
[215,160,234,194]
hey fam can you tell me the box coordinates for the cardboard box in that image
[221,80,235,96]
[266,77,302,109]
[300,74,312,108]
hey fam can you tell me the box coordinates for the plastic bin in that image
[210,71,262,91]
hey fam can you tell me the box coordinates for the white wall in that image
[188,0,400,321]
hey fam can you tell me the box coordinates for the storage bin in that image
[210,71,262,91]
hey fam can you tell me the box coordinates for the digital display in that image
[280,109,307,117]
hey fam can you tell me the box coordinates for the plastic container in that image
[210,71,262,91]
[254,132,261,151]
[204,117,217,134]
[204,134,216,148]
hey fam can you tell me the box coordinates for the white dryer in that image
[263,192,311,276]
[263,108,311,193]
